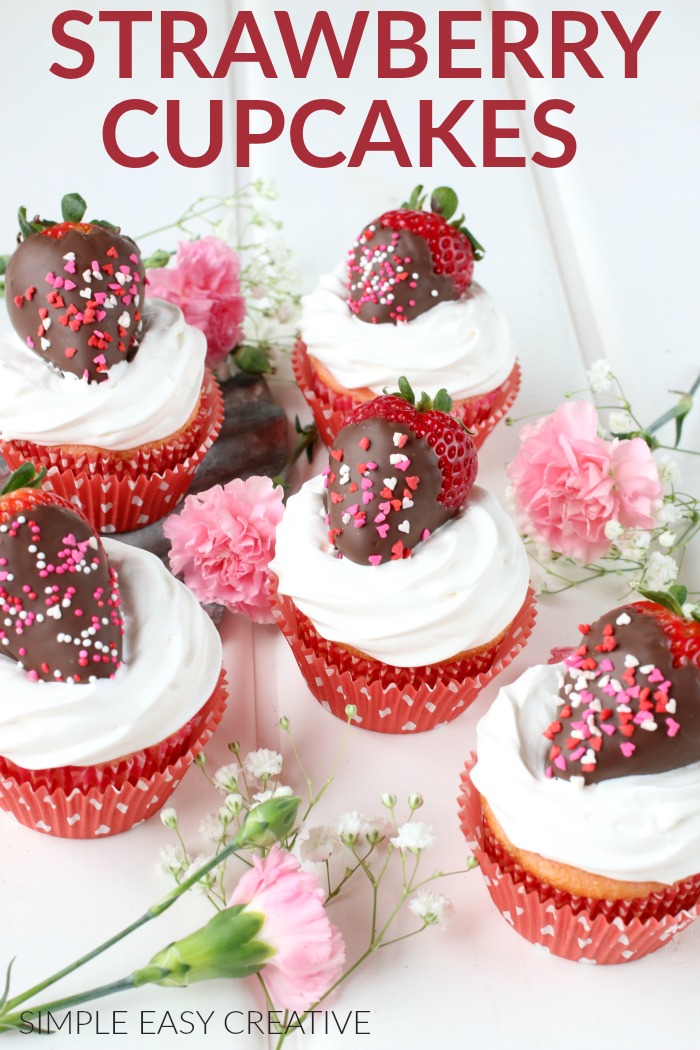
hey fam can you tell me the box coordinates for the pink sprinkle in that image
[361,478,372,490]
[620,742,636,758]
[362,492,374,505]
[122,294,132,306]
[365,461,378,470]
[421,529,430,541]
[368,555,382,566]
[63,260,76,274]
[554,754,567,771]
[45,271,55,284]
[27,670,40,682]
[94,292,107,304]
[648,667,664,683]
[626,684,641,699]
[374,513,386,524]
[376,524,390,539]
[347,504,359,516]
[600,724,616,736]
[129,253,139,264]
[53,276,64,289]
[666,718,681,738]
[545,766,553,778]
[578,690,594,705]
[63,279,76,291]
[569,746,585,761]
[352,516,366,529]
[396,433,408,448]
[600,659,614,672]
[633,711,652,724]
[394,458,410,472]
[26,337,34,349]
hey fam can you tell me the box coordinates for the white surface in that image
[0,1,699,1049]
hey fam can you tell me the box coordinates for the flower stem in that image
[3,842,243,1013]
[272,421,318,490]
[0,975,146,1033]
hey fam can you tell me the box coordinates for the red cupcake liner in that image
[292,339,521,449]
[458,755,700,963]
[270,583,536,733]
[22,373,223,534]
[0,668,229,839]
[1,372,221,480]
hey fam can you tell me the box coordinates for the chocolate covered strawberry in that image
[5,192,145,383]
[545,592,700,786]
[324,377,477,565]
[0,463,124,682]
[347,185,485,325]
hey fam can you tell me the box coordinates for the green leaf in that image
[88,218,120,232]
[668,584,688,607]
[637,588,684,617]
[692,610,700,624]
[402,185,425,210]
[433,388,453,414]
[0,957,15,1010]
[61,193,87,224]
[141,248,172,270]
[397,375,415,405]
[0,256,9,278]
[430,186,458,221]
[17,206,34,240]
[416,390,432,412]
[1,463,47,496]
[233,344,270,375]
[459,221,486,261]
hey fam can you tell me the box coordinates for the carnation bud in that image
[381,793,397,809]
[234,796,301,848]
[408,793,424,811]
[279,716,290,731]
[228,741,241,755]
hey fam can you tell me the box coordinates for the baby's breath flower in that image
[159,844,187,877]
[253,785,294,805]
[391,823,435,855]
[587,358,614,393]
[408,889,455,927]
[300,826,340,863]
[604,519,624,541]
[199,813,224,844]
[225,793,244,815]
[658,531,676,549]
[655,454,682,490]
[182,856,217,895]
[244,748,283,781]
[337,811,363,845]
[213,763,241,793]
[608,409,635,434]
[642,551,678,590]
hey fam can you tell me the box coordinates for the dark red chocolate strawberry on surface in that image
[545,594,700,786]
[347,185,485,325]
[0,463,124,683]
[324,377,477,566]
[5,193,146,383]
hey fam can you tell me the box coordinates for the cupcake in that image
[293,185,519,448]
[0,465,227,838]
[0,193,222,533]
[270,381,534,733]
[460,600,700,963]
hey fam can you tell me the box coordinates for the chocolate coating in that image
[6,225,146,383]
[0,503,124,682]
[324,417,454,565]
[546,606,700,785]
[347,226,454,324]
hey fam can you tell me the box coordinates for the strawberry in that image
[545,591,700,786]
[324,377,477,565]
[0,463,124,682]
[5,192,146,383]
[347,185,485,325]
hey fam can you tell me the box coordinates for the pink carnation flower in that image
[164,475,285,623]
[146,236,246,366]
[230,845,345,1011]
[508,400,662,563]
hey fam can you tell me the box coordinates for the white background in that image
[0,2,699,1049]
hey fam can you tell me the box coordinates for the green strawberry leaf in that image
[89,218,121,232]
[433,388,454,414]
[637,587,685,617]
[61,192,88,224]
[397,375,416,405]
[1,463,47,496]
[693,609,700,624]
[668,584,688,607]
[430,187,458,221]
[416,390,432,412]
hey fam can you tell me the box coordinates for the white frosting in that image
[0,299,206,450]
[471,663,700,886]
[0,541,222,769]
[299,269,514,399]
[270,477,529,667]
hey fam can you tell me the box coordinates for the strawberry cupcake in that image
[460,599,700,963]
[270,381,535,733]
[0,466,227,838]
[293,186,519,448]
[0,193,222,533]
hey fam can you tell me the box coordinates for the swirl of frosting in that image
[299,269,514,400]
[0,299,206,450]
[471,663,700,885]
[270,477,529,666]
[0,541,222,769]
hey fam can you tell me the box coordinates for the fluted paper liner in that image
[7,373,223,534]
[458,755,700,963]
[292,339,521,449]
[271,584,536,734]
[0,668,229,839]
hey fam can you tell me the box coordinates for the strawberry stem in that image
[1,463,47,496]
[389,376,454,415]
[637,586,687,618]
